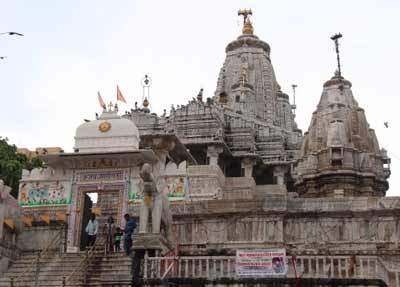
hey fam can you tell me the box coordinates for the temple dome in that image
[74,109,139,153]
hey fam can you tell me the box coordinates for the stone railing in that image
[143,254,396,286]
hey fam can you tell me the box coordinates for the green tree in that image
[0,137,43,198]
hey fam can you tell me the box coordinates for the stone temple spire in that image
[294,71,390,197]
[214,10,298,132]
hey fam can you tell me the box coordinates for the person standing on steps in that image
[105,216,116,253]
[85,213,99,248]
[122,213,137,255]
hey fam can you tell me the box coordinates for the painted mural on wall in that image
[19,181,72,206]
[128,176,187,203]
[165,176,186,199]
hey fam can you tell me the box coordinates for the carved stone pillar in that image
[207,145,223,167]
[241,157,256,177]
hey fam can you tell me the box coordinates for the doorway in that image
[79,193,94,250]
[79,190,121,250]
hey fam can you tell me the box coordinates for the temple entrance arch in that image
[78,189,122,250]
[65,168,131,250]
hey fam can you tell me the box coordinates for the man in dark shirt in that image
[123,213,137,255]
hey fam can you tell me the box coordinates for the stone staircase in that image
[0,251,133,287]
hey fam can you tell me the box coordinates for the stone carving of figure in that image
[197,88,203,102]
[240,63,248,86]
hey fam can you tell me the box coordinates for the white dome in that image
[74,110,140,153]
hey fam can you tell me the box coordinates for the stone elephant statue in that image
[138,163,173,243]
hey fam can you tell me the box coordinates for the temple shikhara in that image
[0,10,399,287]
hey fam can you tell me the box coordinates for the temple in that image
[0,10,399,287]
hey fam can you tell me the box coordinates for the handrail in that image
[143,254,393,283]
[63,234,105,286]
[13,226,65,283]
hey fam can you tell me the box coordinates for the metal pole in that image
[330,33,343,77]
[62,276,66,287]
[10,277,14,287]
[335,39,341,76]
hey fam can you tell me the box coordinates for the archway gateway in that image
[77,189,122,250]
[75,186,123,250]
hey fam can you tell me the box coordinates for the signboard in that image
[236,249,287,276]
[77,170,125,182]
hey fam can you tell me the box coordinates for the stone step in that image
[0,277,133,287]
[9,257,132,265]
[9,260,131,271]
[1,250,134,287]
[0,280,133,287]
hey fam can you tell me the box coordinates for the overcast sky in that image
[1,0,399,195]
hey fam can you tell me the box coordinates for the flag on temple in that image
[97,91,106,109]
[117,85,127,103]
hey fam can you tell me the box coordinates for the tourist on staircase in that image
[85,213,99,248]
[122,213,137,255]
[105,216,116,253]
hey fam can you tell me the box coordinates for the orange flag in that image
[97,91,106,109]
[117,85,127,103]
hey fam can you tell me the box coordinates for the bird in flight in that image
[0,56,7,60]
[384,122,389,128]
[4,32,24,36]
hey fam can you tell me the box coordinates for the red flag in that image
[117,85,127,103]
[97,91,106,109]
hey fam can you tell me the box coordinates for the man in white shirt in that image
[85,213,98,247]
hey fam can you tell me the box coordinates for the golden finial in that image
[238,9,254,35]
[143,98,149,108]
[242,19,254,35]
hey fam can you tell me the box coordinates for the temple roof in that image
[74,107,140,153]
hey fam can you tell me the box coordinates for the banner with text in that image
[236,249,287,276]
